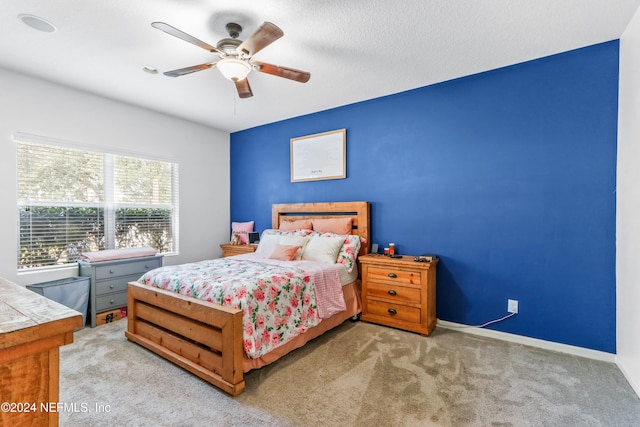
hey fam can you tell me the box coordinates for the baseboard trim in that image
[616,356,640,399]
[436,319,616,363]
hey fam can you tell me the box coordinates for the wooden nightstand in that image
[220,243,258,257]
[359,253,438,336]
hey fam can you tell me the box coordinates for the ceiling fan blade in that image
[235,78,253,98]
[163,62,216,77]
[151,22,223,56]
[237,22,283,57]
[253,61,311,83]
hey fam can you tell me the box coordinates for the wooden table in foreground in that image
[359,254,438,336]
[0,277,82,427]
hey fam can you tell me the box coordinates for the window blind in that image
[16,139,178,270]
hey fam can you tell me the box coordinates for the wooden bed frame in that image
[125,201,370,396]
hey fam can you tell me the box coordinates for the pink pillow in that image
[232,221,254,244]
[268,244,302,261]
[279,219,313,231]
[312,218,353,235]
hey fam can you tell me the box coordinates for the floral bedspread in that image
[138,257,342,359]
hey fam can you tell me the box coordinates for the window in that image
[16,137,179,270]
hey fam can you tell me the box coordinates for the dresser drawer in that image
[365,299,421,324]
[94,258,161,280]
[95,274,143,297]
[95,292,128,312]
[366,281,421,304]
[366,266,421,285]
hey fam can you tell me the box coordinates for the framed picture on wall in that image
[290,128,346,182]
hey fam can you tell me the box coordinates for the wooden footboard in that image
[124,201,370,396]
[125,281,245,396]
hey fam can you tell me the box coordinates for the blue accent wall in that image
[231,41,619,353]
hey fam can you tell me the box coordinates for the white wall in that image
[617,9,640,397]
[0,68,230,286]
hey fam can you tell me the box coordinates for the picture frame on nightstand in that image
[248,231,260,244]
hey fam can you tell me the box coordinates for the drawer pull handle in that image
[109,299,114,304]
[109,284,115,289]
[109,270,114,274]
[388,273,397,278]
[388,308,397,315]
[388,289,397,296]
[144,265,149,269]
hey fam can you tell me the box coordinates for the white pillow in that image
[255,234,281,255]
[279,235,309,260]
[301,234,345,264]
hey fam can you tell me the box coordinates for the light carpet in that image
[59,319,640,426]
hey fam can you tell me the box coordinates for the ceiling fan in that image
[151,21,311,98]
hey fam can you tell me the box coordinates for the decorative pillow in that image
[279,219,313,231]
[308,232,362,272]
[336,234,362,273]
[312,218,353,235]
[256,229,314,255]
[301,234,345,264]
[261,229,314,238]
[279,235,310,260]
[231,221,254,244]
[268,244,302,261]
[255,233,282,255]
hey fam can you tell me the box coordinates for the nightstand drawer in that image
[366,266,421,285]
[94,258,161,280]
[95,292,128,312]
[220,244,258,257]
[366,281,421,304]
[95,274,142,296]
[365,299,421,324]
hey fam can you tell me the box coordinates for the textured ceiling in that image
[1,0,639,133]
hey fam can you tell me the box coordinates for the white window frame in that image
[15,133,179,272]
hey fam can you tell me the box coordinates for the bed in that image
[125,201,370,396]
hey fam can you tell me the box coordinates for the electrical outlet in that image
[508,299,518,314]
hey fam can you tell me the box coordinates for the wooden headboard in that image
[272,201,371,256]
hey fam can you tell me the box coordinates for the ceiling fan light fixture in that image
[217,57,251,82]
